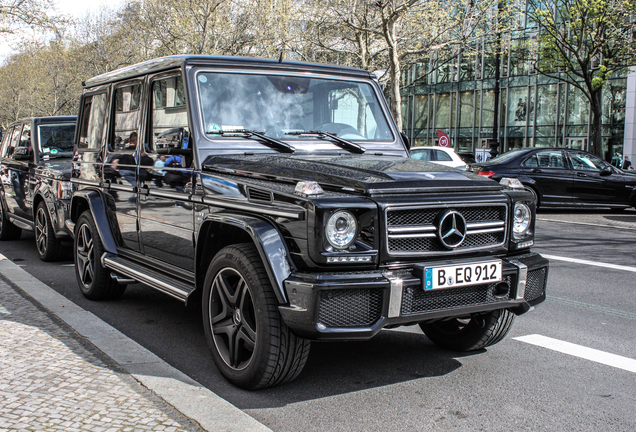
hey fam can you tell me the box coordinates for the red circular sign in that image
[439,135,449,147]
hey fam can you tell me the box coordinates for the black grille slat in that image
[318,289,383,328]
[386,204,507,255]
[401,276,512,315]
[525,268,547,301]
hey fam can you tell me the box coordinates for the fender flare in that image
[200,213,294,304]
[70,189,118,254]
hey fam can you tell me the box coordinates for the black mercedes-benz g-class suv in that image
[0,116,76,261]
[67,55,548,389]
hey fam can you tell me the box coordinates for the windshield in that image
[196,71,394,142]
[38,123,75,158]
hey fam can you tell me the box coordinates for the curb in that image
[0,254,272,432]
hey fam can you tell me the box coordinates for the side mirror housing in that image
[13,147,33,161]
[400,131,411,150]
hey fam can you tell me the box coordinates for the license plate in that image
[423,260,502,290]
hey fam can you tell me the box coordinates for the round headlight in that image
[513,202,531,236]
[326,211,358,249]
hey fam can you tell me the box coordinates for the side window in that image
[19,123,31,148]
[570,152,606,171]
[434,150,453,161]
[1,126,15,157]
[150,75,189,152]
[522,154,538,167]
[78,92,108,152]
[8,125,23,157]
[110,83,142,155]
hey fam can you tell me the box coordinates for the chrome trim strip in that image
[148,189,191,200]
[512,260,528,300]
[107,183,136,192]
[103,256,189,300]
[466,227,505,235]
[388,232,437,239]
[466,221,505,229]
[387,277,404,318]
[388,225,436,234]
[202,196,304,220]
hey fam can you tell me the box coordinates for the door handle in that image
[531,168,543,173]
[576,172,588,177]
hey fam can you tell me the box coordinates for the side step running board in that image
[102,254,195,302]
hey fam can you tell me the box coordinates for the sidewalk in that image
[537,208,636,231]
[0,255,272,432]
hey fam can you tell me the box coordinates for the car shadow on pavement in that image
[222,328,468,409]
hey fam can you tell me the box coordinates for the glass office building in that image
[400,44,633,163]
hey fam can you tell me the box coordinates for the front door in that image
[568,151,626,204]
[138,73,195,271]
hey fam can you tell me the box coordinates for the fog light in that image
[327,255,372,263]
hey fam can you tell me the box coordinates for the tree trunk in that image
[383,16,402,131]
[590,88,603,159]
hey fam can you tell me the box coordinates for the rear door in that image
[520,150,573,205]
[4,123,33,219]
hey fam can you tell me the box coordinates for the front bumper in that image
[279,252,548,340]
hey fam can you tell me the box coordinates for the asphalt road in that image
[1,209,635,431]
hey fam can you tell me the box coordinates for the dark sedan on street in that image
[472,147,636,209]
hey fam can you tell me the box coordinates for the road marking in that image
[541,254,636,273]
[547,296,636,320]
[514,334,636,373]
[0,303,10,315]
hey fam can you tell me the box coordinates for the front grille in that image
[386,204,507,256]
[318,288,383,328]
[525,268,547,301]
[401,276,513,315]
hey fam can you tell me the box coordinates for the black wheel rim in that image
[35,206,48,256]
[209,267,257,371]
[76,223,95,288]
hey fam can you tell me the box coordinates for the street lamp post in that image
[489,0,503,159]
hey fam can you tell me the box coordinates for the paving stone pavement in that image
[0,278,203,432]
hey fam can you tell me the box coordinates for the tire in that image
[35,201,63,261]
[202,243,311,389]
[0,197,21,240]
[420,309,516,352]
[74,211,125,300]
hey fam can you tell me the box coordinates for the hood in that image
[201,154,501,195]
[36,158,73,180]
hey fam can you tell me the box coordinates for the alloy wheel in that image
[209,267,257,371]
[75,223,95,288]
[35,206,48,256]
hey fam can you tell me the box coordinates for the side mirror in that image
[600,166,613,176]
[400,131,411,150]
[13,147,32,161]
[155,128,192,155]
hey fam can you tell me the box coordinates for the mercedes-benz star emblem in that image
[437,210,467,249]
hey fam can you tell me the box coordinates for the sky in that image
[0,0,126,62]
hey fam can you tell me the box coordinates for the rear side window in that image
[78,92,108,152]
[1,126,15,157]
[434,150,453,161]
[523,151,565,168]
[7,125,23,157]
[110,83,142,155]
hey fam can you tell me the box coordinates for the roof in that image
[9,116,76,126]
[83,55,376,88]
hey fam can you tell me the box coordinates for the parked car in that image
[409,146,468,170]
[0,116,76,260]
[472,147,636,209]
[68,55,549,389]
[458,151,476,165]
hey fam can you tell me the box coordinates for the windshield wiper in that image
[285,130,366,154]
[206,129,295,153]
